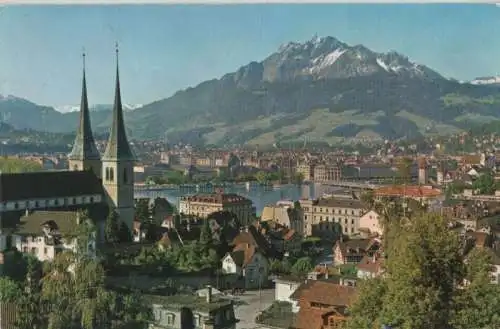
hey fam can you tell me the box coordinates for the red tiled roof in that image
[293,281,356,329]
[374,185,442,198]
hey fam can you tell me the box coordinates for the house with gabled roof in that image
[12,210,96,261]
[333,238,381,265]
[289,280,356,329]
[221,241,269,289]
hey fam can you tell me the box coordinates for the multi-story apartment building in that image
[313,164,342,182]
[179,192,256,226]
[299,198,364,239]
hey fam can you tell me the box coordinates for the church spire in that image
[69,49,100,161]
[102,43,135,161]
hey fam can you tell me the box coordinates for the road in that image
[226,289,275,329]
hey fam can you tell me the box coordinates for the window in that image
[166,314,174,325]
[109,168,114,181]
[153,309,162,321]
[90,197,94,203]
[194,314,202,327]
[73,198,77,204]
[54,199,59,206]
[123,168,128,184]
[105,167,110,181]
[31,247,37,254]
[44,247,48,255]
[14,202,19,210]
[35,201,39,208]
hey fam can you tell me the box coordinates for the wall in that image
[274,281,301,313]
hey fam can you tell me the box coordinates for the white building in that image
[221,245,269,289]
[358,210,383,237]
[11,211,96,261]
[273,277,302,313]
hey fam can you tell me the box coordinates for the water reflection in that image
[134,183,322,215]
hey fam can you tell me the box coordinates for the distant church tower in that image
[68,51,102,177]
[101,44,136,232]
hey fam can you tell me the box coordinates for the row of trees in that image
[145,168,305,186]
[346,211,500,329]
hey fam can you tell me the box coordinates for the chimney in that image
[206,285,212,304]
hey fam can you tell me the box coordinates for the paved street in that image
[226,289,275,329]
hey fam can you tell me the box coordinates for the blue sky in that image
[0,4,499,107]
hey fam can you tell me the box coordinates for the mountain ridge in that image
[3,35,500,146]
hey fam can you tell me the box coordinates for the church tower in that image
[102,44,136,232]
[68,51,102,177]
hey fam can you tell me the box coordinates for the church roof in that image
[0,171,104,201]
[68,52,101,161]
[102,45,136,162]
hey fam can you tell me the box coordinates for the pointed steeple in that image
[69,50,100,161]
[102,43,135,162]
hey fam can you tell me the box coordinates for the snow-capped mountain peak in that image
[470,76,500,85]
[260,35,445,83]
[54,103,143,113]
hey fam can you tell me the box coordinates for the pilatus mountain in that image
[4,36,500,146]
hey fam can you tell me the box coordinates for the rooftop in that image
[145,294,233,312]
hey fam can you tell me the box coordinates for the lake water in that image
[134,183,328,215]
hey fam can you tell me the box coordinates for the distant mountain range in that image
[3,35,500,146]
[54,103,143,113]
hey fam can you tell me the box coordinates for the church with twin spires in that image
[67,45,137,232]
[0,45,137,250]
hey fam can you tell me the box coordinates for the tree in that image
[472,171,496,195]
[199,219,214,249]
[451,248,500,329]
[15,256,44,329]
[0,277,21,302]
[293,172,304,185]
[118,222,133,243]
[105,209,120,244]
[360,190,375,210]
[291,257,314,276]
[255,171,270,184]
[135,199,151,223]
[347,212,500,329]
